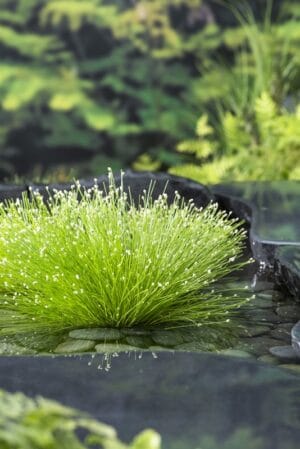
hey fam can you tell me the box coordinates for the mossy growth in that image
[0,170,250,340]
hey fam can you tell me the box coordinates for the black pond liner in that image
[212,181,300,361]
[0,172,300,448]
[212,181,300,284]
[4,170,213,207]
[275,247,300,301]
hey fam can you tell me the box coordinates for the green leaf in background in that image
[170,1,300,183]
[0,388,162,449]
[131,430,161,449]
[82,105,116,131]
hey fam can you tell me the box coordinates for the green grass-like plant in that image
[0,171,248,335]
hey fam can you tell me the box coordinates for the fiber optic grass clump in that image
[0,171,249,336]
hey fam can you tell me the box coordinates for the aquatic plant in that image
[0,389,160,449]
[0,171,248,335]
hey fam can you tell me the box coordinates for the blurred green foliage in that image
[1,388,298,449]
[169,1,300,183]
[0,389,161,449]
[170,92,300,183]
[0,0,208,178]
[0,1,299,181]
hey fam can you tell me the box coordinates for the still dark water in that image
[0,351,299,449]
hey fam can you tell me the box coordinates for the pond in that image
[1,351,300,449]
[0,173,299,448]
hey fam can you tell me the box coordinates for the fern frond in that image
[0,25,62,59]
[170,156,235,184]
[40,0,118,31]
[222,112,251,153]
[196,114,214,137]
[255,91,277,122]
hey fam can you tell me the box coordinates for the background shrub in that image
[0,1,298,182]
[0,389,161,449]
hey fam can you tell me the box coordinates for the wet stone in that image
[125,336,153,348]
[258,354,279,365]
[249,296,274,309]
[222,280,251,291]
[0,341,36,355]
[269,345,300,362]
[236,337,282,356]
[277,322,294,331]
[278,364,300,374]
[257,290,283,301]
[95,343,140,353]
[151,330,187,347]
[14,332,65,352]
[245,309,280,324]
[276,305,300,321]
[251,337,286,355]
[122,328,151,336]
[148,345,174,352]
[54,339,95,354]
[69,328,123,341]
[252,281,275,292]
[184,327,226,343]
[175,341,217,352]
[269,326,291,342]
[219,349,253,359]
[291,321,300,356]
[238,325,271,338]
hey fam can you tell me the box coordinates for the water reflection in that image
[0,352,299,448]
[213,181,300,244]
[1,274,298,370]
